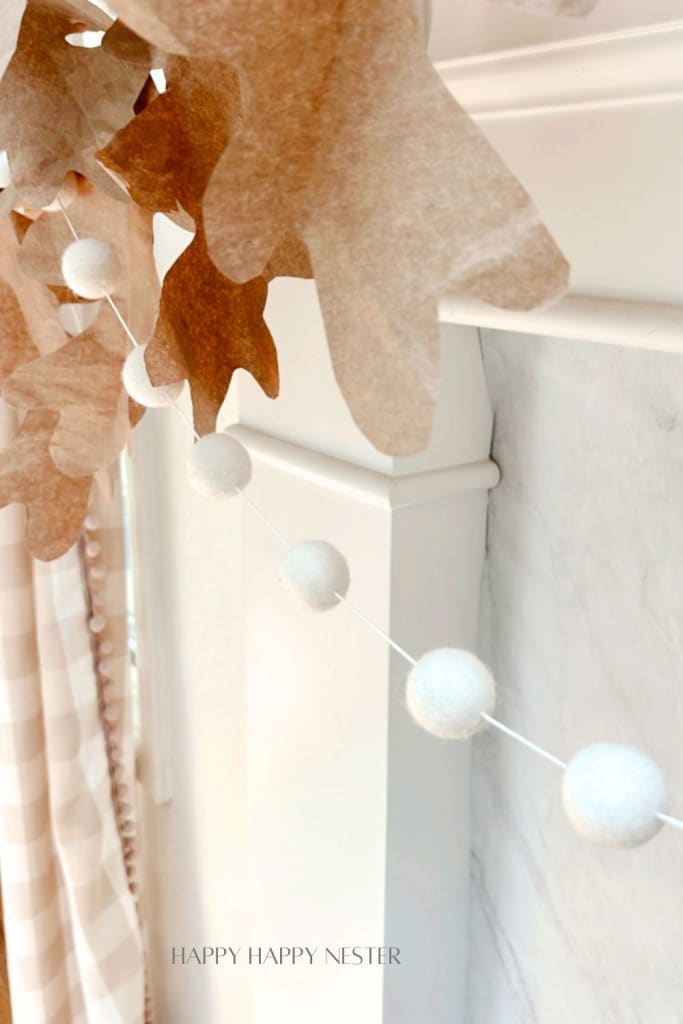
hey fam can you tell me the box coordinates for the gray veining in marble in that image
[469,330,683,1024]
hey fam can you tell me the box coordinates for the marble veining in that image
[468,330,683,1024]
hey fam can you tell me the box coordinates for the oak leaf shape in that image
[144,234,277,436]
[109,0,569,454]
[97,59,291,433]
[3,309,130,477]
[0,212,66,370]
[0,409,92,559]
[0,1,150,206]
[202,0,570,454]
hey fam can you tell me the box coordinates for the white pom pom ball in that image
[122,345,184,408]
[406,648,495,739]
[61,238,120,299]
[279,540,350,611]
[187,432,252,498]
[562,743,668,848]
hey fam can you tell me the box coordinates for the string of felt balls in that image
[57,207,683,851]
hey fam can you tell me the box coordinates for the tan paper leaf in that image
[0,2,149,206]
[0,409,92,559]
[97,60,289,431]
[144,235,278,436]
[190,0,569,454]
[0,278,38,385]
[97,57,238,222]
[3,312,129,477]
[0,213,67,361]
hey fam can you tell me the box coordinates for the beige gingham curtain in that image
[0,401,148,1023]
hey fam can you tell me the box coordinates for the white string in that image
[53,201,683,836]
[656,811,683,831]
[481,713,567,769]
[332,591,418,667]
[57,200,200,442]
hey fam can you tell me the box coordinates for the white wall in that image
[428,0,683,60]
[470,328,683,1023]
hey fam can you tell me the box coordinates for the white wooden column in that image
[133,277,497,1023]
[232,279,498,1024]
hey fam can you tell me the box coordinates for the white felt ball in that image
[406,648,495,739]
[122,345,184,408]
[187,433,252,498]
[279,540,350,611]
[61,238,120,299]
[562,743,668,848]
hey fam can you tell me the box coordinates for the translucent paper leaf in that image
[3,310,130,477]
[201,1,569,453]
[144,234,277,436]
[97,60,295,432]
[0,2,150,205]
[0,410,92,559]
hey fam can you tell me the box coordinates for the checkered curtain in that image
[0,400,147,1023]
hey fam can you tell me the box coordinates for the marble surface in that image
[469,330,683,1024]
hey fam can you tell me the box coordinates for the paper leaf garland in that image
[3,312,130,477]
[192,0,568,453]
[0,2,149,206]
[0,410,92,559]
[0,0,580,559]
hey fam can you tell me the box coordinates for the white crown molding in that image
[440,293,683,354]
[435,20,683,120]
[228,424,500,509]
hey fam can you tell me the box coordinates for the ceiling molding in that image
[440,293,683,354]
[436,20,683,120]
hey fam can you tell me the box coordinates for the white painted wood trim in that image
[439,293,683,353]
[436,20,683,120]
[434,22,683,347]
[228,425,500,510]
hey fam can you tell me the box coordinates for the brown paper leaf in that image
[97,57,239,223]
[0,2,150,206]
[0,213,67,361]
[0,278,38,385]
[105,2,189,55]
[189,0,569,454]
[3,311,129,477]
[144,234,277,435]
[18,177,160,342]
[0,409,92,559]
[97,59,287,432]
